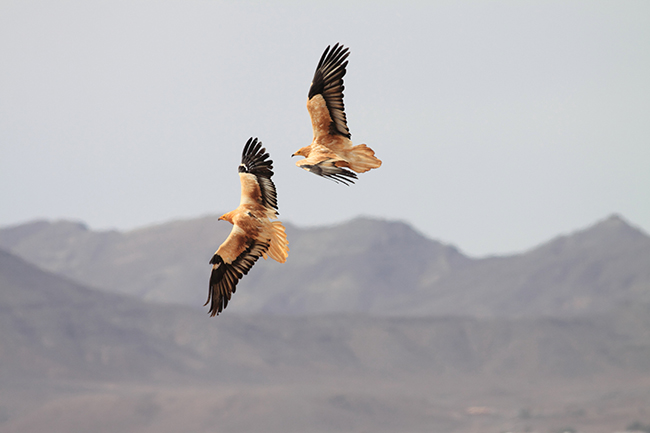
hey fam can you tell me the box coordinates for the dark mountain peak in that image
[529,213,650,258]
[330,215,412,232]
[347,216,427,239]
[572,213,649,244]
[588,213,646,236]
[337,216,461,251]
[0,219,51,248]
[601,213,626,224]
[0,219,90,249]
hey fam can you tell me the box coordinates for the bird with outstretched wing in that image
[292,43,382,185]
[206,138,289,316]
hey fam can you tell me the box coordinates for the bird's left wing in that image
[308,43,351,139]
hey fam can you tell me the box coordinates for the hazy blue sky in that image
[1,1,649,257]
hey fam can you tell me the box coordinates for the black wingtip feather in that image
[308,43,350,100]
[326,171,357,186]
[302,163,358,186]
[239,137,273,178]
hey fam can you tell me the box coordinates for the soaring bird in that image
[292,43,382,185]
[206,138,289,316]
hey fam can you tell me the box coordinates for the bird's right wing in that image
[239,137,279,215]
[205,226,269,316]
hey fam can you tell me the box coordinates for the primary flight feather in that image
[292,43,382,185]
[206,138,289,316]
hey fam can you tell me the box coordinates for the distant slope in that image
[0,216,225,306]
[244,218,468,314]
[0,217,466,314]
[407,214,650,317]
[1,214,649,317]
[2,246,650,432]
[0,248,214,383]
[1,246,650,384]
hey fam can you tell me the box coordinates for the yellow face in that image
[292,147,310,157]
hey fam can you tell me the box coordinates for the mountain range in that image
[1,213,648,317]
[1,214,650,432]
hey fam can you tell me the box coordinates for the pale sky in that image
[1,1,649,257]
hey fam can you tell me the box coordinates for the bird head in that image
[291,146,310,158]
[217,212,234,223]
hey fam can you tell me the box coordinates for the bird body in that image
[206,138,288,316]
[293,44,381,184]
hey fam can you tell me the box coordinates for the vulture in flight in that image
[292,43,382,185]
[206,138,289,316]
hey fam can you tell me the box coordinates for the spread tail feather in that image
[262,221,289,263]
[347,144,382,173]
